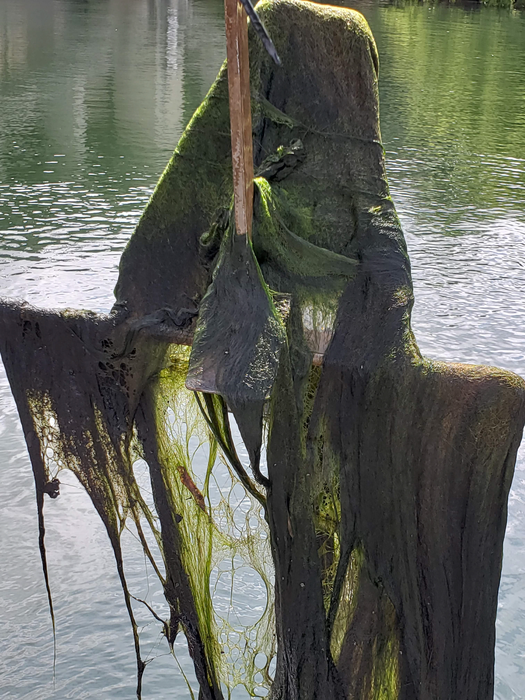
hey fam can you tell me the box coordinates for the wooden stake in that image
[224,0,254,239]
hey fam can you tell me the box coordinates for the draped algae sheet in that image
[1,1,524,698]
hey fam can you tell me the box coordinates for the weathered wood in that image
[224,0,254,238]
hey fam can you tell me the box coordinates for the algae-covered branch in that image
[1,1,524,698]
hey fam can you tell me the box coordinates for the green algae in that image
[0,2,524,699]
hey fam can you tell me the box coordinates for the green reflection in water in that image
[351,0,525,232]
[0,0,225,188]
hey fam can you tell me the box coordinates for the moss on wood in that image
[0,2,524,698]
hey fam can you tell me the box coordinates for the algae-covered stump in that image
[1,1,524,698]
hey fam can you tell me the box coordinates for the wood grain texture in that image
[224,0,254,238]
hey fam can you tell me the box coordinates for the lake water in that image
[0,0,524,697]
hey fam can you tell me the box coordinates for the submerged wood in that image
[0,1,524,698]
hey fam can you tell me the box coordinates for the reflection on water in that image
[0,0,524,697]
[0,0,225,310]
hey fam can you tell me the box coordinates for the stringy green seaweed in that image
[1,2,525,699]
[145,348,276,695]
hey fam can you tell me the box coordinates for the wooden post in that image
[224,0,254,240]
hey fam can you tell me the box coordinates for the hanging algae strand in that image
[0,2,525,699]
